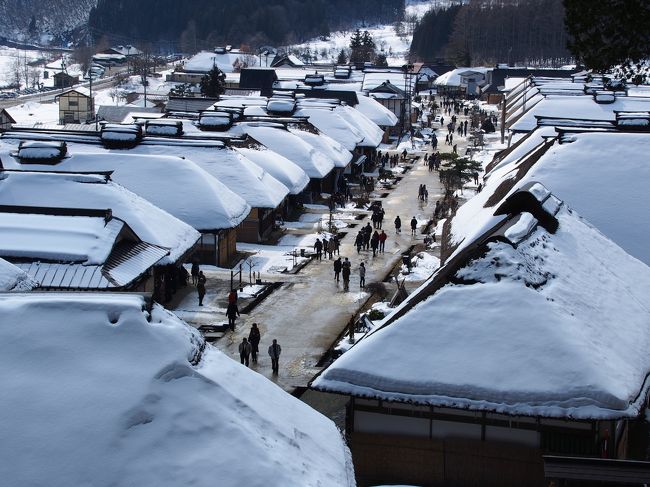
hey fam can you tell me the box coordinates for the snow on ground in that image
[6,100,59,125]
[0,293,354,487]
[400,251,440,280]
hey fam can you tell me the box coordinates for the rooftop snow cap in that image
[100,124,143,149]
[198,111,234,131]
[17,140,67,164]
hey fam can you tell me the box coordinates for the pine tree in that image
[564,0,650,84]
[375,53,388,67]
[200,66,226,98]
[336,49,348,65]
[439,155,482,194]
[349,29,364,65]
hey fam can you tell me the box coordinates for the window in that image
[69,100,78,107]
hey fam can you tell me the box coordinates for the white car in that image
[433,115,443,124]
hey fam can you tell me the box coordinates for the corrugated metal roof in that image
[165,97,219,113]
[14,242,168,290]
[104,241,169,286]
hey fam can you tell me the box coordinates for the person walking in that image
[248,323,261,363]
[333,257,342,282]
[359,262,366,289]
[190,260,200,285]
[322,238,329,259]
[226,301,240,331]
[228,288,238,305]
[332,235,340,256]
[239,337,252,367]
[378,208,384,229]
[313,238,323,261]
[342,257,351,291]
[355,231,363,253]
[411,216,418,236]
[371,231,380,257]
[394,215,401,234]
[268,338,282,374]
[379,230,387,253]
[196,271,206,306]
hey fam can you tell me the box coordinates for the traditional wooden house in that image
[0,136,250,268]
[53,72,79,89]
[0,109,15,132]
[312,184,650,486]
[55,88,94,124]
[0,171,200,299]
[239,68,278,97]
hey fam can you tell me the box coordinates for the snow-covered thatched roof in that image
[0,293,354,487]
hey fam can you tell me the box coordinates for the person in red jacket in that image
[378,230,387,253]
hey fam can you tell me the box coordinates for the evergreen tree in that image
[349,29,364,65]
[375,52,388,67]
[564,0,650,84]
[361,30,376,62]
[336,49,348,65]
[439,155,482,194]
[200,66,226,98]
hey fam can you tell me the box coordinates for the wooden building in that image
[55,88,95,124]
[53,72,79,89]
[0,109,15,132]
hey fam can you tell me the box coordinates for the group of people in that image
[423,152,441,172]
[313,235,341,260]
[418,184,429,202]
[333,256,366,291]
[354,223,387,257]
[377,150,402,169]
[238,324,282,373]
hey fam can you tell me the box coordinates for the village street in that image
[206,109,469,392]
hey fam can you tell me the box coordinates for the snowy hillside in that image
[287,0,464,65]
[0,0,97,41]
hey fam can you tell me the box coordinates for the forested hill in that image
[88,0,405,49]
[410,0,571,66]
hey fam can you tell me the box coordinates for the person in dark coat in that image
[228,288,238,304]
[394,215,401,234]
[359,262,366,288]
[268,338,282,373]
[379,230,387,253]
[248,323,261,363]
[196,271,206,306]
[342,257,351,291]
[333,257,342,282]
[226,301,240,331]
[411,216,418,236]
[332,235,340,255]
[191,261,200,285]
[371,231,380,257]
[313,238,323,260]
[239,337,252,367]
[355,231,363,253]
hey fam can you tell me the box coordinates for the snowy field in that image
[288,0,463,65]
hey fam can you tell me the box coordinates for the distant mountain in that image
[0,0,98,43]
[88,0,405,51]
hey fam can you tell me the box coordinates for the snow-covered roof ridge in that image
[313,188,650,420]
[453,130,650,267]
[0,171,199,265]
[0,140,251,231]
[0,293,354,487]
[0,257,37,292]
